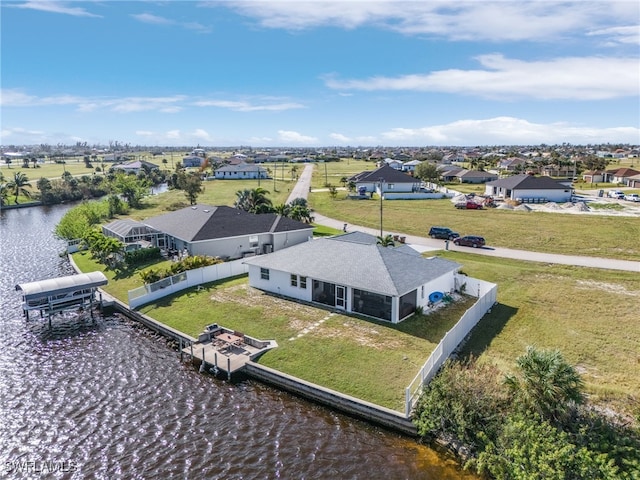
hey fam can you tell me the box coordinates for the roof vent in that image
[191,206,197,210]
[203,209,209,213]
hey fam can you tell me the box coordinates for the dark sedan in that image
[453,235,486,248]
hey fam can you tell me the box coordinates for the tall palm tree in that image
[7,171,32,204]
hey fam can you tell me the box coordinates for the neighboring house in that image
[484,174,572,202]
[540,165,574,177]
[604,167,640,185]
[214,163,268,180]
[402,159,422,173]
[626,174,640,188]
[454,170,498,184]
[581,170,605,183]
[111,160,159,175]
[102,205,314,259]
[102,219,161,250]
[243,232,463,323]
[349,165,420,196]
[182,155,204,167]
[497,157,527,172]
[438,166,464,182]
[382,158,404,170]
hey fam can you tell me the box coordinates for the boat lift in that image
[15,271,108,327]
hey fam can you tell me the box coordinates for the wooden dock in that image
[182,328,277,380]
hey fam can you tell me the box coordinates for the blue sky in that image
[1,1,639,147]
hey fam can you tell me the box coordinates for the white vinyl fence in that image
[128,258,248,308]
[404,275,497,417]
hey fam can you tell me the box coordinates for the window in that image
[249,236,259,248]
[388,183,395,190]
[290,274,298,287]
[421,285,425,299]
[260,268,270,280]
[300,276,307,289]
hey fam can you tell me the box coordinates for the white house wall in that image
[247,266,312,302]
[514,188,571,202]
[271,230,314,252]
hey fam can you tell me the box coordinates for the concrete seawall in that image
[244,362,418,436]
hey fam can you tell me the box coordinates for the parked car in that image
[428,226,460,240]
[607,190,625,199]
[453,235,486,248]
[455,201,483,209]
[624,193,640,202]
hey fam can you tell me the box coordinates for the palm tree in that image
[7,171,32,204]
[0,183,9,206]
[234,187,273,213]
[376,234,395,247]
[504,346,584,425]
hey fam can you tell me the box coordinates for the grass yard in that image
[440,251,640,418]
[71,251,172,300]
[136,277,475,411]
[122,178,295,221]
[308,191,640,261]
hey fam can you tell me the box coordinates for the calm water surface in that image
[0,204,475,479]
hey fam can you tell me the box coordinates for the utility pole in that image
[324,160,328,186]
[379,178,383,237]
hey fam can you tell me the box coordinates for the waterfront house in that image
[103,205,314,259]
[243,232,462,323]
[484,174,572,203]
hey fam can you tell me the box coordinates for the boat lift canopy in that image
[15,271,108,319]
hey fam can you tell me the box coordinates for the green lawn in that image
[308,191,640,261]
[442,251,640,417]
[135,276,475,411]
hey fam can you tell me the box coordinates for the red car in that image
[453,235,486,248]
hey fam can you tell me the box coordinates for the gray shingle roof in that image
[349,165,419,184]
[143,205,313,242]
[244,237,459,296]
[486,174,568,189]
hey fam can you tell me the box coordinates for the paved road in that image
[291,164,640,273]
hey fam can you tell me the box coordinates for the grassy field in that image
[444,251,640,418]
[308,190,640,261]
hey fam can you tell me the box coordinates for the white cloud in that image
[226,1,638,43]
[131,12,212,33]
[277,130,318,145]
[330,133,351,143]
[324,54,640,100]
[191,129,212,141]
[380,116,640,145]
[11,1,101,17]
[194,99,305,111]
[587,25,640,46]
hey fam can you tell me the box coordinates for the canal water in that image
[0,204,475,479]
